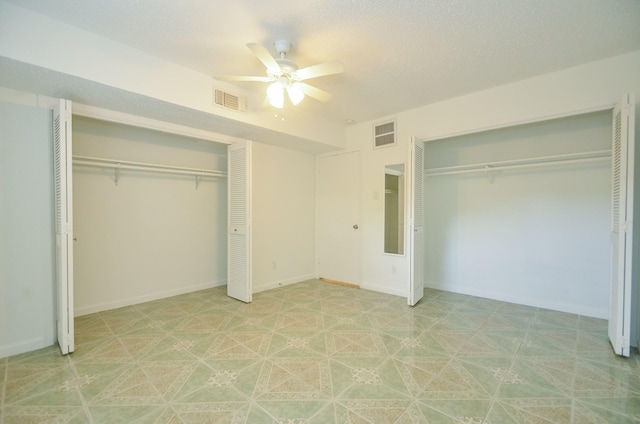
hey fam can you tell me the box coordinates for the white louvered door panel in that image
[409,137,425,306]
[609,94,635,357]
[54,99,74,355]
[227,140,252,303]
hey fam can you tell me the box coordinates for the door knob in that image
[353,224,359,229]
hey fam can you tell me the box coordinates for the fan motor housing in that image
[274,40,292,54]
[275,58,298,75]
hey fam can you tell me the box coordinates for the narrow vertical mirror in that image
[384,164,405,255]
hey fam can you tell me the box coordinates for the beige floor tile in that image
[2,279,639,423]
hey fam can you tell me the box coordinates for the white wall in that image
[343,50,640,306]
[424,112,611,317]
[322,128,410,297]
[357,139,411,297]
[401,51,640,142]
[252,142,316,292]
[73,117,228,315]
[0,100,55,357]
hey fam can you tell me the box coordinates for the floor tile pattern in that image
[1,280,639,423]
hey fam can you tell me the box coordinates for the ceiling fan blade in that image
[297,82,333,102]
[247,43,282,75]
[213,75,273,82]
[294,60,344,81]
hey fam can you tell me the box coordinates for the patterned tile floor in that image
[1,279,639,423]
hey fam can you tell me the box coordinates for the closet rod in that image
[72,155,226,178]
[425,150,610,177]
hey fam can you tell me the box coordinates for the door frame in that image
[54,103,241,354]
[416,100,636,355]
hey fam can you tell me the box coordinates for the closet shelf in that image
[424,150,611,177]
[73,155,226,187]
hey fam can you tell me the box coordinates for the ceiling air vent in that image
[374,120,396,148]
[213,89,247,112]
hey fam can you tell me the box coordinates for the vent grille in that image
[374,120,396,148]
[214,89,247,111]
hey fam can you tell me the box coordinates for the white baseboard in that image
[360,282,406,298]
[426,281,607,319]
[74,279,226,317]
[253,274,315,294]
[0,337,49,359]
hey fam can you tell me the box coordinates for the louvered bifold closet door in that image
[409,137,425,306]
[609,94,635,357]
[54,99,74,355]
[227,140,252,303]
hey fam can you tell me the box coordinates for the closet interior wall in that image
[72,117,228,316]
[423,111,612,318]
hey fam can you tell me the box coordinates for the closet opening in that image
[421,110,613,318]
[72,115,229,317]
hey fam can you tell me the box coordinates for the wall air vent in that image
[214,89,247,112]
[374,120,396,148]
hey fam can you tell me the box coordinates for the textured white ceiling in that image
[5,0,640,125]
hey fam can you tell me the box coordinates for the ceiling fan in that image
[214,40,344,108]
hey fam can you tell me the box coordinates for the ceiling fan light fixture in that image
[267,81,284,108]
[217,41,342,107]
[286,83,304,105]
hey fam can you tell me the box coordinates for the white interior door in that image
[227,140,252,303]
[408,137,424,306]
[609,93,635,357]
[317,151,361,285]
[54,99,74,355]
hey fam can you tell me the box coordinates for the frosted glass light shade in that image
[286,84,304,105]
[267,82,284,108]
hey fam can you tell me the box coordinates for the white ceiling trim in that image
[419,103,616,143]
[73,103,244,145]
